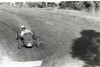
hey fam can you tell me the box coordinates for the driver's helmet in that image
[21,25,25,29]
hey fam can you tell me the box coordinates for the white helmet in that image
[21,25,25,29]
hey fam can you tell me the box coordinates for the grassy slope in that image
[0,7,100,67]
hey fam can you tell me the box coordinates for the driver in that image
[20,25,33,40]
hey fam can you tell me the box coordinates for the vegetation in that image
[15,2,24,7]
[25,2,37,8]
[58,1,100,13]
[1,1,100,13]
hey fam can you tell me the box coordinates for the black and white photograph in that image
[0,0,100,67]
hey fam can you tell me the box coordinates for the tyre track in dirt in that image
[3,8,76,51]
[0,8,76,38]
[0,10,41,61]
[0,8,84,67]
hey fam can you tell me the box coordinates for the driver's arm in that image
[20,31,25,37]
[26,30,33,35]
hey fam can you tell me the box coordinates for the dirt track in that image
[0,7,100,67]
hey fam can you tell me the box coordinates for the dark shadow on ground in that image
[71,30,100,67]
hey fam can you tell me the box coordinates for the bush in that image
[59,1,97,12]
[15,2,23,7]
[59,1,84,10]
[59,1,67,9]
[37,2,46,8]
[26,2,37,8]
